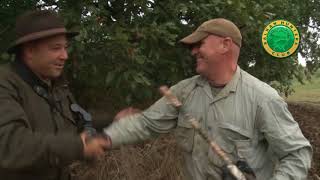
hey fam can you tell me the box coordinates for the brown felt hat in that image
[8,10,79,54]
[180,18,242,47]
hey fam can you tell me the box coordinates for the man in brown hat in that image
[0,10,109,180]
[103,18,312,180]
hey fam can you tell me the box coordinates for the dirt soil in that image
[72,102,320,180]
[288,102,320,180]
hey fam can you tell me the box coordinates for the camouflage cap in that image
[180,18,242,47]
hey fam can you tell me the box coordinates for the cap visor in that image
[180,31,208,44]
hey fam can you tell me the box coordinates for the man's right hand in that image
[80,132,111,159]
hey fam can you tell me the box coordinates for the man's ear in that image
[21,42,35,61]
[220,37,232,54]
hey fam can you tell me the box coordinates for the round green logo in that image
[262,20,300,58]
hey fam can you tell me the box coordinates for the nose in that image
[60,48,68,61]
[191,46,199,56]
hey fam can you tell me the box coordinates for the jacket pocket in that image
[233,139,267,174]
[207,131,236,168]
[174,119,195,153]
[218,123,266,173]
[218,123,252,158]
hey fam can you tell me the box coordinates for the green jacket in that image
[104,66,312,180]
[0,61,84,180]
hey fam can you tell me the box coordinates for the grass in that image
[71,135,184,180]
[286,69,320,104]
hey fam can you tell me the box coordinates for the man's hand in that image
[114,107,141,121]
[80,132,111,159]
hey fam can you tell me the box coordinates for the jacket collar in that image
[195,66,241,102]
[12,59,50,91]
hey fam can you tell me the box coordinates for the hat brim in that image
[7,28,79,54]
[180,31,208,44]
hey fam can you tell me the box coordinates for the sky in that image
[298,54,306,66]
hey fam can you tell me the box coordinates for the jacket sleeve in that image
[104,86,183,148]
[257,98,312,180]
[0,82,84,171]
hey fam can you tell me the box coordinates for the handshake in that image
[80,131,111,160]
[79,107,140,160]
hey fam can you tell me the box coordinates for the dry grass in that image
[286,70,320,104]
[70,134,183,180]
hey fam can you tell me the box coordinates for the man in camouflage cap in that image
[104,18,312,180]
[0,10,109,180]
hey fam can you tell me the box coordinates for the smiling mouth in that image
[53,64,64,69]
[197,58,205,63]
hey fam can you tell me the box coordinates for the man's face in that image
[24,34,69,81]
[191,35,223,77]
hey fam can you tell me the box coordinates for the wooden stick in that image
[159,86,182,107]
[189,118,234,165]
[159,85,246,180]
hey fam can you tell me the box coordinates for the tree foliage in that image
[1,0,319,107]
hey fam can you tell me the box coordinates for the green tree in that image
[1,0,319,107]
